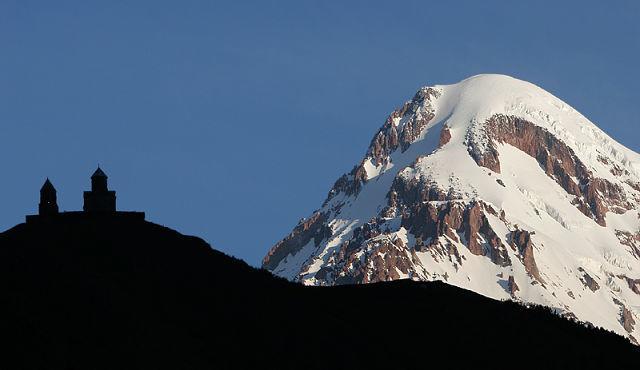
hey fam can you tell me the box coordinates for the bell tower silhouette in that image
[39,178,59,216]
[83,167,116,212]
[27,167,144,223]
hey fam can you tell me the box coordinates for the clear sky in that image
[1,0,639,266]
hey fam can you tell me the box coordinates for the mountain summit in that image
[264,74,640,344]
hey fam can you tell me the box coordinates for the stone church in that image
[83,167,116,212]
[27,167,144,222]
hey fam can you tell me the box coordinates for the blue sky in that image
[1,1,639,265]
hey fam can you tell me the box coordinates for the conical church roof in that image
[91,167,108,179]
[40,178,56,192]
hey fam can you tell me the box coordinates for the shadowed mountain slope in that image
[0,215,637,369]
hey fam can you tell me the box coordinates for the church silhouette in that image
[27,167,145,223]
[83,167,116,212]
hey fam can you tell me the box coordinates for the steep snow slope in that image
[263,74,640,344]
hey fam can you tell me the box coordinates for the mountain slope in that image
[0,214,638,369]
[264,74,640,344]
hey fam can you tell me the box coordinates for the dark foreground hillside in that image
[0,215,637,369]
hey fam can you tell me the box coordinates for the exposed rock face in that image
[578,268,600,292]
[398,88,440,151]
[614,299,637,334]
[625,277,640,295]
[509,229,544,284]
[340,237,415,284]
[262,212,331,271]
[508,275,520,297]
[438,126,452,148]
[265,74,640,344]
[325,87,440,203]
[616,230,640,259]
[390,177,510,267]
[312,219,420,285]
[325,165,368,202]
[469,114,632,226]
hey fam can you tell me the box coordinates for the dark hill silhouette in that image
[0,215,637,369]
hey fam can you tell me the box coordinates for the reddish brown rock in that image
[578,268,600,292]
[392,176,510,267]
[325,88,440,203]
[509,228,544,284]
[399,88,440,151]
[468,114,633,226]
[464,202,511,268]
[367,121,399,167]
[616,230,640,259]
[464,203,484,256]
[326,176,518,284]
[262,212,332,270]
[368,242,413,283]
[600,155,630,176]
[325,162,369,203]
[318,218,418,285]
[583,274,600,292]
[333,235,416,285]
[508,275,520,297]
[438,126,452,148]
[625,277,640,295]
[469,145,501,173]
[614,299,637,334]
[623,311,635,334]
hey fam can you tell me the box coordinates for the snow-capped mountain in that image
[263,74,640,344]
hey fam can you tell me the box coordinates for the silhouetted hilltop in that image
[0,214,637,369]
